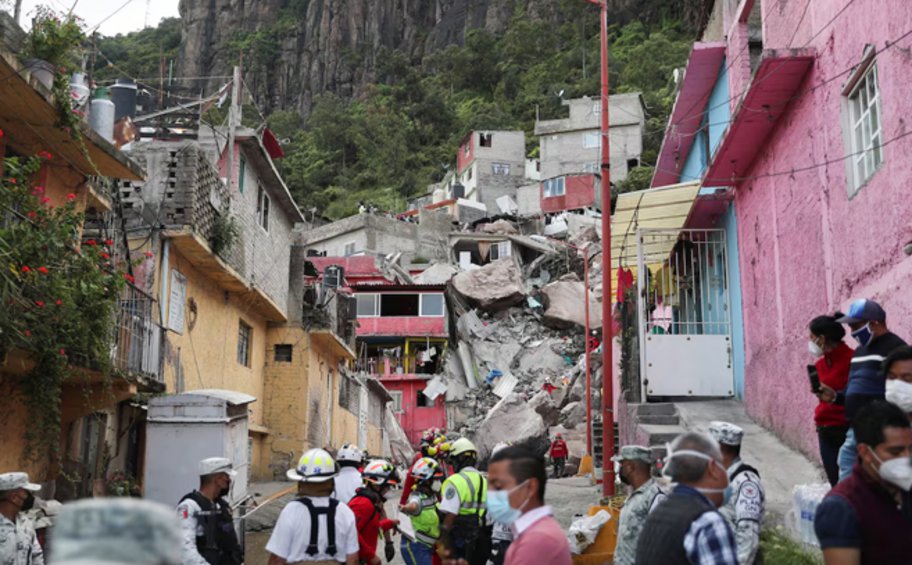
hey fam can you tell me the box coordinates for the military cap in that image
[610,445,653,463]
[0,472,41,492]
[708,421,744,446]
[198,457,237,477]
[49,498,181,565]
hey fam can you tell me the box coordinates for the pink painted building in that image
[305,257,448,446]
[651,0,912,459]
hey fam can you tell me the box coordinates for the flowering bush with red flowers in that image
[1,152,128,461]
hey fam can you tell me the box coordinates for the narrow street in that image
[244,476,604,565]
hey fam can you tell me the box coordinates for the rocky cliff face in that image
[176,0,710,116]
[177,0,541,114]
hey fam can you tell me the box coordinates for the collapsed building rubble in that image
[420,216,606,464]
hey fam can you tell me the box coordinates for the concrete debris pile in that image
[438,218,608,460]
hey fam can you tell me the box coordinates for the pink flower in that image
[144,251,154,258]
[21,266,30,273]
[24,330,31,337]
[123,273,135,283]
[59,349,66,356]
[40,197,51,205]
[37,266,49,275]
[0,128,3,138]
[33,186,44,195]
[37,151,53,160]
[35,300,45,308]
[55,299,62,306]
[66,193,76,201]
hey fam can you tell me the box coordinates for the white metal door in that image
[636,228,734,397]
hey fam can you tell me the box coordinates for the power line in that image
[87,0,140,33]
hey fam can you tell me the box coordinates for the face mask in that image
[663,447,729,507]
[852,323,873,347]
[808,340,824,357]
[485,480,529,526]
[886,379,912,413]
[871,451,912,490]
[20,492,35,512]
[219,478,232,498]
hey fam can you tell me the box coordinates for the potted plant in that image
[24,6,85,90]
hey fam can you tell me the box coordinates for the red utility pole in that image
[584,256,592,456]
[588,0,615,497]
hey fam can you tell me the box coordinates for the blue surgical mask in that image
[485,480,529,526]
[722,485,734,506]
[852,323,873,347]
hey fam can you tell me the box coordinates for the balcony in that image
[112,284,165,389]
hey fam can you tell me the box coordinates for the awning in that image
[610,181,701,268]
[704,49,815,186]
[652,42,726,188]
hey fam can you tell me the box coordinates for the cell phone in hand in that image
[807,364,822,394]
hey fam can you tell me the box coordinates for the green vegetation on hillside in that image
[95,5,694,219]
[280,14,692,218]
[93,18,181,84]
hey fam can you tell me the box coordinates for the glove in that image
[385,540,396,562]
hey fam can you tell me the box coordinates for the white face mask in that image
[662,446,729,505]
[885,379,912,413]
[808,340,824,357]
[873,452,912,491]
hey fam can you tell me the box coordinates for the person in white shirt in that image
[266,448,359,565]
[333,444,364,504]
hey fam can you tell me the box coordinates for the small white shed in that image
[144,389,255,507]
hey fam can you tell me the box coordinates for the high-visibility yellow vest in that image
[442,470,486,516]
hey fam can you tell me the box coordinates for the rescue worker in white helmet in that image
[334,444,364,504]
[348,460,401,564]
[438,438,490,565]
[176,458,243,565]
[398,458,444,565]
[266,448,359,564]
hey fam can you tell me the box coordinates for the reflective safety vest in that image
[406,491,440,546]
[443,470,487,516]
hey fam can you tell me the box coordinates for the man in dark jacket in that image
[814,400,912,564]
[635,432,737,565]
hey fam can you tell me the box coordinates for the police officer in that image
[438,438,490,565]
[709,422,765,565]
[266,448,359,564]
[177,458,243,565]
[50,497,182,565]
[0,472,44,565]
[612,446,667,565]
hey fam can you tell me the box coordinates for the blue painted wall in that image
[724,201,746,399]
[681,60,731,183]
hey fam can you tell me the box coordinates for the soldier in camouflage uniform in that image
[0,473,44,565]
[709,421,765,565]
[612,446,667,565]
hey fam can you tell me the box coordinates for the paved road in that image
[244,475,601,565]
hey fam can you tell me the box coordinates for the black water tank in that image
[110,78,138,121]
[451,181,465,199]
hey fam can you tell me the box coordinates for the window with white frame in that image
[356,293,379,317]
[592,102,601,116]
[389,390,403,413]
[543,177,565,198]
[491,163,511,176]
[419,293,445,317]
[582,163,599,173]
[489,240,512,260]
[237,321,252,367]
[256,185,270,231]
[844,54,883,195]
[343,241,357,256]
[583,132,601,149]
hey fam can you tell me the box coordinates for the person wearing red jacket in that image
[808,314,854,486]
[349,460,400,564]
[548,434,569,478]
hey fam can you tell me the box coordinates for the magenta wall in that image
[356,316,448,337]
[731,0,912,459]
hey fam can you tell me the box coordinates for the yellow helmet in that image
[448,437,477,457]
